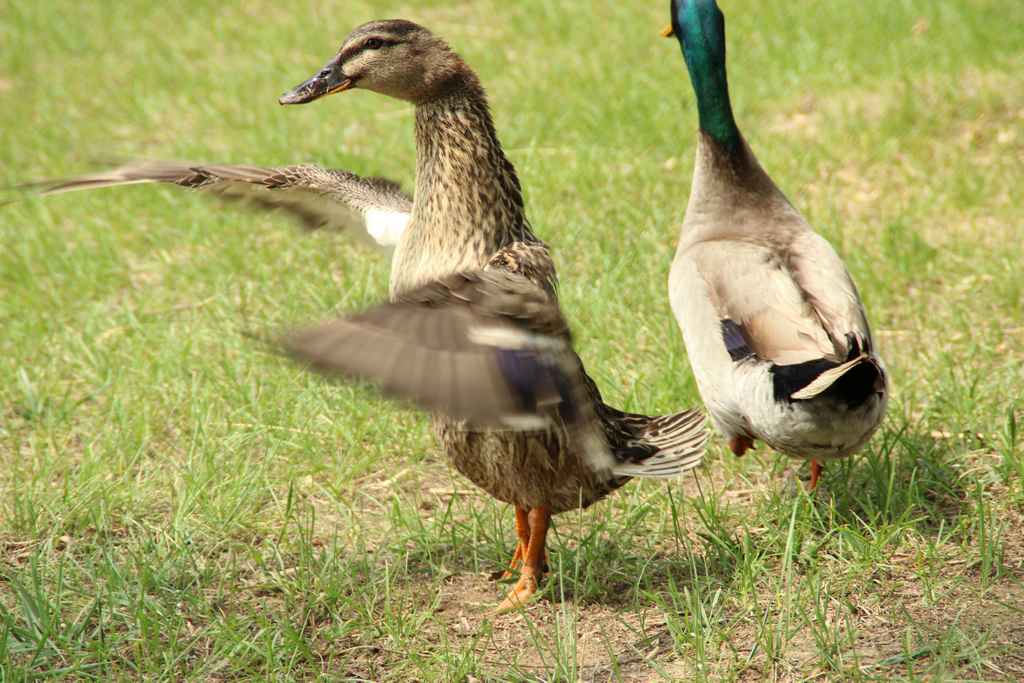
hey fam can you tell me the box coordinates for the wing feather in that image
[692,236,868,365]
[20,160,412,249]
[282,270,610,467]
[787,231,874,353]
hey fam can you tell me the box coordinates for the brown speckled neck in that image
[390,75,537,298]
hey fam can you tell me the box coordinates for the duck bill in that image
[660,24,675,38]
[279,57,354,105]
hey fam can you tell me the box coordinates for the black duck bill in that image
[279,56,354,105]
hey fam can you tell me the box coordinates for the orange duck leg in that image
[501,507,531,578]
[729,435,753,456]
[809,460,823,490]
[495,507,550,612]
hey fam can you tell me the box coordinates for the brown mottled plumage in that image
[278,19,707,611]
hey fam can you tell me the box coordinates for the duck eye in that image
[364,38,385,50]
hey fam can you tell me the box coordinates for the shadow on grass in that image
[369,488,733,611]
[824,416,974,533]
[272,409,995,618]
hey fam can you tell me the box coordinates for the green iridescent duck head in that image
[664,0,741,151]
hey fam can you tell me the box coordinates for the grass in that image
[2,0,1023,680]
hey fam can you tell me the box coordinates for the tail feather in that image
[790,355,883,402]
[605,407,708,479]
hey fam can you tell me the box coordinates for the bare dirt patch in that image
[429,573,683,681]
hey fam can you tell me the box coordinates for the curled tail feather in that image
[603,406,708,479]
[790,355,884,403]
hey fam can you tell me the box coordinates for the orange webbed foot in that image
[493,571,539,613]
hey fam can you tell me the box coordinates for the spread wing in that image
[20,161,412,249]
[282,270,614,471]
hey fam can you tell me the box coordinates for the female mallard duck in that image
[277,19,707,611]
[663,0,887,489]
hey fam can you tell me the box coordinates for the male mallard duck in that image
[23,159,410,251]
[663,0,887,489]
[277,19,707,610]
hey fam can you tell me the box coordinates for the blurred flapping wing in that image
[22,161,411,249]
